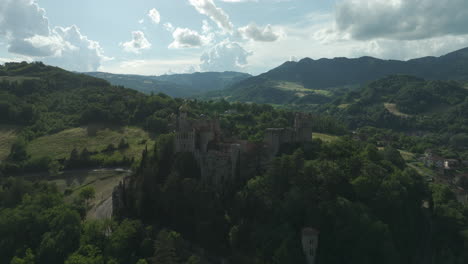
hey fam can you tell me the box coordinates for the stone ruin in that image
[173,105,314,189]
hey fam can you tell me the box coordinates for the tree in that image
[10,248,35,264]
[79,187,96,209]
[382,146,406,169]
[48,160,63,177]
[118,138,130,150]
[106,219,143,264]
[8,139,28,162]
[65,245,104,264]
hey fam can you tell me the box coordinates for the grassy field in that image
[313,132,339,142]
[384,103,412,118]
[408,162,437,179]
[338,104,350,109]
[47,169,130,219]
[275,81,310,92]
[275,81,333,97]
[27,126,154,160]
[0,125,19,161]
[399,150,416,162]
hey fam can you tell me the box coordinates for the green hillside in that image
[0,62,178,173]
[206,77,335,105]
[0,125,18,160]
[27,126,153,161]
[208,47,468,105]
[320,75,468,159]
[330,75,468,131]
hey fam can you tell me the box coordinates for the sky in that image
[1,0,468,76]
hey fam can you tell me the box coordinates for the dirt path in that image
[89,196,113,219]
[384,103,411,118]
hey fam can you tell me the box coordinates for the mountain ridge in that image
[211,47,468,105]
[85,71,251,98]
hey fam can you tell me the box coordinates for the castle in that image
[264,113,314,156]
[173,105,313,188]
[174,104,242,188]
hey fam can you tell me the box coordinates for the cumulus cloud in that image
[220,0,252,2]
[200,40,252,71]
[148,8,161,24]
[101,58,199,76]
[121,31,151,54]
[350,35,468,61]
[238,23,280,42]
[163,23,175,32]
[202,20,213,34]
[335,0,468,40]
[169,28,210,49]
[0,0,107,71]
[188,0,234,33]
[45,26,109,72]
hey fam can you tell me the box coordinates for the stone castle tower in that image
[301,228,320,264]
[174,104,221,153]
[264,113,313,156]
[294,113,314,142]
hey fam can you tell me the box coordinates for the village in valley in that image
[417,149,468,203]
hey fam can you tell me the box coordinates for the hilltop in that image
[209,47,468,105]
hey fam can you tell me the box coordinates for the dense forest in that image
[319,75,468,160]
[3,137,468,263]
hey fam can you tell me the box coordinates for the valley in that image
[1,48,468,264]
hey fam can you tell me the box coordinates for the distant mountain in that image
[85,71,251,98]
[213,47,468,105]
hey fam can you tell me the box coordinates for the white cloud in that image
[0,0,107,71]
[349,35,468,60]
[335,0,468,40]
[239,11,468,75]
[101,58,199,76]
[220,0,256,2]
[45,25,110,72]
[164,23,175,32]
[238,23,280,42]
[188,0,234,33]
[202,20,212,34]
[148,8,161,24]
[121,31,151,54]
[200,40,252,71]
[169,28,210,49]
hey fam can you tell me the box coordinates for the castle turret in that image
[301,228,319,264]
[294,113,313,142]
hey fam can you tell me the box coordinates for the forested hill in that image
[0,61,151,137]
[326,75,468,132]
[208,47,468,105]
[85,71,251,98]
[261,47,468,88]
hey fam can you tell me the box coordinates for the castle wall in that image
[294,113,313,142]
[174,110,313,191]
[198,131,214,153]
[175,131,196,153]
[264,128,295,156]
[198,150,232,187]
